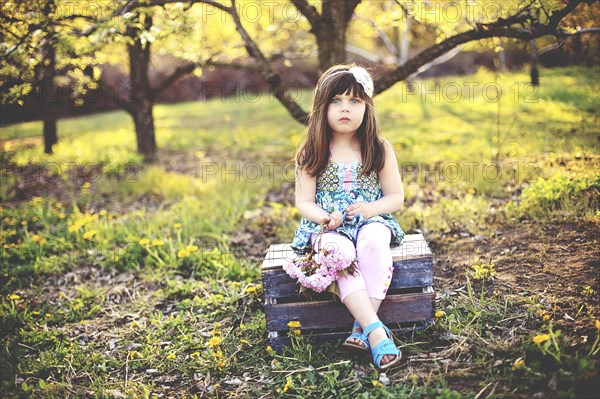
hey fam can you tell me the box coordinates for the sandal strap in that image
[371,338,399,367]
[363,321,384,337]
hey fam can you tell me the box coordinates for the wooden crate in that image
[261,233,434,351]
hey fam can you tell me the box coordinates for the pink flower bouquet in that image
[283,229,357,296]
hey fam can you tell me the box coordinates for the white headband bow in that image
[319,66,374,98]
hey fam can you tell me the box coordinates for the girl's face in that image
[326,91,366,136]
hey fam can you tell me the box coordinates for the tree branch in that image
[375,0,586,95]
[290,0,320,28]
[227,0,308,124]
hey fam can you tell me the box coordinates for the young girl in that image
[291,64,405,370]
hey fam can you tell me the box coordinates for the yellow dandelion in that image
[208,336,222,347]
[21,221,27,226]
[266,345,274,354]
[287,321,301,329]
[512,357,525,370]
[217,360,225,367]
[131,320,139,328]
[166,353,176,360]
[83,230,98,240]
[542,314,550,322]
[240,339,250,345]
[372,380,384,387]
[31,197,43,205]
[139,238,150,245]
[211,349,223,359]
[8,294,20,300]
[151,239,164,246]
[533,334,550,344]
[177,249,190,259]
[57,212,65,219]
[31,235,43,243]
[81,182,92,189]
[173,223,182,230]
[435,310,446,318]
[99,210,107,216]
[283,376,293,393]
[596,320,600,331]
[245,286,257,294]
[214,322,222,328]
[190,351,201,359]
[45,313,52,318]
[292,329,301,337]
[185,245,199,253]
[33,311,40,316]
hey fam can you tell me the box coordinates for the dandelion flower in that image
[151,239,164,246]
[173,223,182,230]
[139,238,150,246]
[287,321,301,329]
[83,230,98,240]
[178,249,190,259]
[190,352,200,359]
[166,353,176,360]
[31,197,43,205]
[533,334,550,344]
[8,294,20,300]
[283,376,293,393]
[372,380,384,387]
[99,210,107,216]
[208,336,222,347]
[31,235,43,243]
[542,314,550,322]
[512,357,525,370]
[240,339,250,345]
[81,182,91,189]
[185,245,198,253]
[596,320,600,331]
[435,310,446,318]
[266,346,274,354]
[245,286,257,294]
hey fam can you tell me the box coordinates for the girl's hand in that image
[323,211,344,230]
[345,202,374,220]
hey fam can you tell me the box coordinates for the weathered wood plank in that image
[265,290,434,332]
[262,256,433,299]
[267,321,432,352]
[262,235,432,270]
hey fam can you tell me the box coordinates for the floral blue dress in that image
[291,161,405,254]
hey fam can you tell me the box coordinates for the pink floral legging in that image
[311,222,393,303]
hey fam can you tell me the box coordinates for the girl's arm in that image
[295,166,343,230]
[346,140,404,219]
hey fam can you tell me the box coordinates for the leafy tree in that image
[0,0,98,153]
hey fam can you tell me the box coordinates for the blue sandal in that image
[342,321,370,351]
[363,321,401,370]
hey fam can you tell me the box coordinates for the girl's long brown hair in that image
[295,64,386,177]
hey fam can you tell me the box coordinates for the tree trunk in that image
[126,13,157,162]
[529,39,539,86]
[316,4,347,72]
[39,0,59,154]
[313,0,360,72]
[131,99,156,163]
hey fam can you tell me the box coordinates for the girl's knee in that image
[357,225,391,253]
[317,233,356,258]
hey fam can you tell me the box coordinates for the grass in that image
[1,65,599,398]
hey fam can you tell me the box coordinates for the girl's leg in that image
[345,223,395,364]
[355,222,393,303]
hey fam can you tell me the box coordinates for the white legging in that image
[311,222,393,302]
